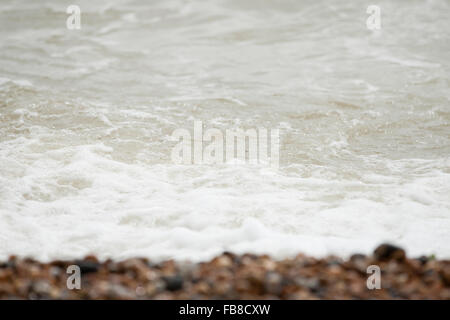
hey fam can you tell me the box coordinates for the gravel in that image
[0,244,449,299]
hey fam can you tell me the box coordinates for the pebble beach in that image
[1,244,449,300]
[1,1,449,303]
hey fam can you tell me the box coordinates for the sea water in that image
[0,0,449,261]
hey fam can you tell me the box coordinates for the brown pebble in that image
[0,244,448,299]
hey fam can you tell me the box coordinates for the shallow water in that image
[0,0,449,261]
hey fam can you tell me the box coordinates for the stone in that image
[374,243,406,261]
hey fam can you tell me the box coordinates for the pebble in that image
[0,244,448,299]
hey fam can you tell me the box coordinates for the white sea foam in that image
[0,0,449,262]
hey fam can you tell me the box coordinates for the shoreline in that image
[1,244,449,299]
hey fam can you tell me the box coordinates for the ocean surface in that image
[0,0,449,262]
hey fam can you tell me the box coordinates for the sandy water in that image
[0,0,449,261]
